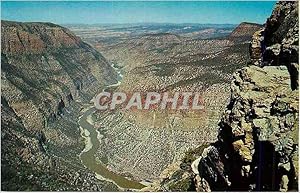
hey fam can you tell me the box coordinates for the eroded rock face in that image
[195,65,298,191]
[250,1,299,89]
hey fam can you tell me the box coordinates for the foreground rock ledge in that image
[194,65,298,191]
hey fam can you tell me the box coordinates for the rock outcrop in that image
[195,64,298,191]
[145,1,298,191]
[250,1,299,90]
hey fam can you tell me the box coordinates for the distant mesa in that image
[229,22,263,40]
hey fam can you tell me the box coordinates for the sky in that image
[1,1,277,25]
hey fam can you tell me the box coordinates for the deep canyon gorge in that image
[1,1,299,191]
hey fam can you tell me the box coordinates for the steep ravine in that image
[144,1,299,191]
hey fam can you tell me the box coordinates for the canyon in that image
[70,20,262,183]
[1,1,298,191]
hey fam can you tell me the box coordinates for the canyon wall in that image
[1,20,118,190]
[1,20,117,131]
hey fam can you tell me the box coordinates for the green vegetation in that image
[153,63,176,77]
[182,144,209,164]
[168,177,194,191]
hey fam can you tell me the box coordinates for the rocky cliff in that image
[1,20,118,190]
[144,1,298,191]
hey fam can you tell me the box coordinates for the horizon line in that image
[1,19,264,26]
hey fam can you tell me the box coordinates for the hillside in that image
[1,20,119,190]
[229,22,262,41]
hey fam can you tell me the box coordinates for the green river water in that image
[79,107,145,190]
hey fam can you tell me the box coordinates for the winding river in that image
[79,63,145,190]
